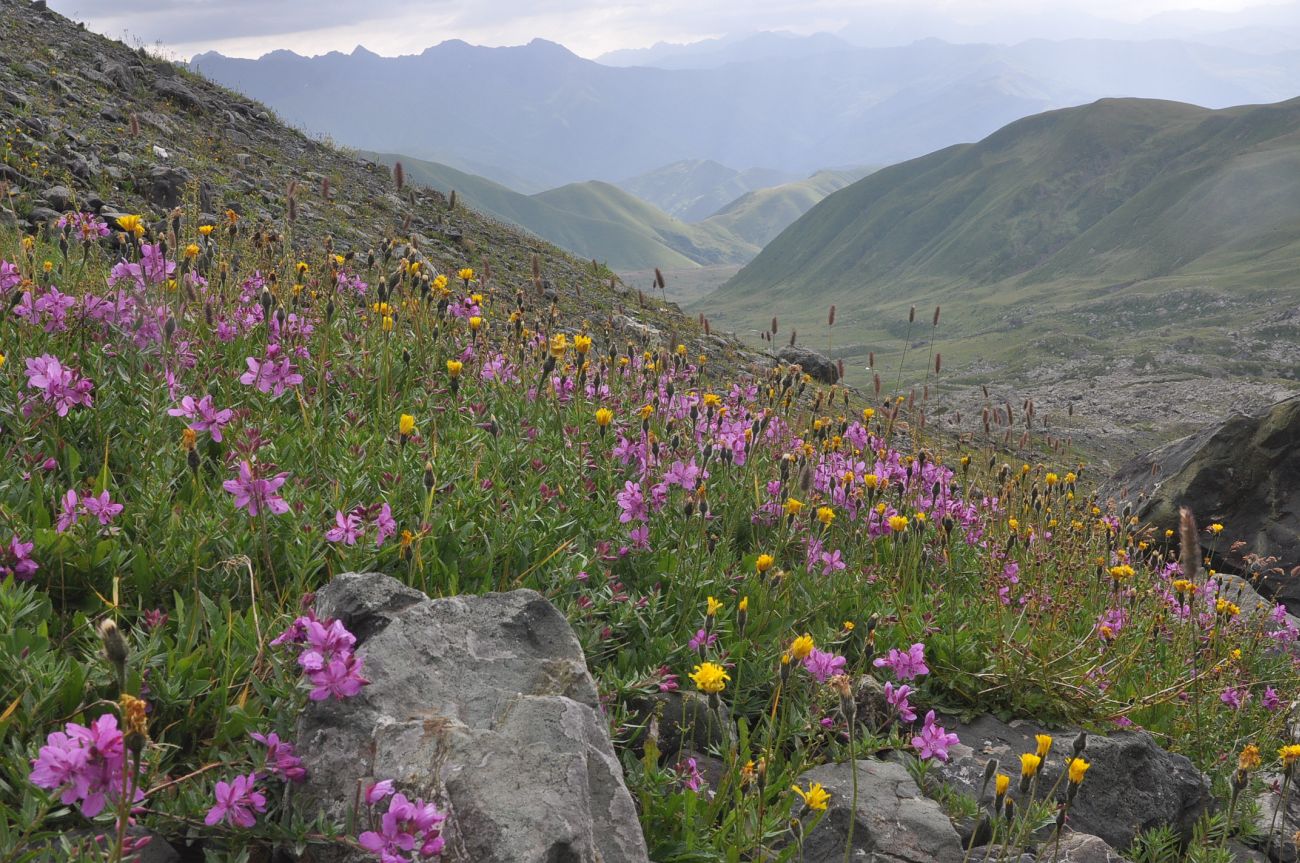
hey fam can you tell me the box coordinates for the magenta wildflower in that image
[688,628,717,654]
[1220,687,1248,710]
[359,792,446,861]
[911,710,959,762]
[24,354,94,416]
[168,394,234,442]
[0,259,19,293]
[298,619,356,672]
[326,510,363,545]
[81,491,123,526]
[222,461,290,517]
[58,211,110,241]
[308,654,369,701]
[803,648,847,683]
[29,713,142,817]
[884,682,917,723]
[57,489,80,533]
[1264,687,1281,711]
[365,779,395,805]
[678,757,705,792]
[1,535,38,581]
[204,772,266,828]
[239,355,303,398]
[616,481,647,523]
[250,732,307,783]
[873,643,929,680]
[374,503,396,547]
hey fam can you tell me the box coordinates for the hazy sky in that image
[44,0,1284,60]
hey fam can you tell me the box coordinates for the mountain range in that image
[366,153,866,270]
[702,95,1300,453]
[191,36,1300,191]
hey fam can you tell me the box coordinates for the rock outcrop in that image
[795,758,965,863]
[778,345,840,384]
[1103,395,1300,613]
[294,572,650,863]
[927,715,1212,851]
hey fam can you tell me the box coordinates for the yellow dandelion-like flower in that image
[399,414,416,437]
[1280,744,1300,767]
[995,774,1010,796]
[1020,753,1041,778]
[1239,745,1261,772]
[706,596,723,617]
[1109,564,1135,580]
[783,497,805,517]
[790,633,815,660]
[1068,757,1090,784]
[1209,523,1224,535]
[595,408,613,427]
[1035,734,1053,758]
[791,782,830,811]
[690,662,729,694]
[888,514,910,533]
[756,554,775,573]
[458,267,475,282]
[446,360,463,379]
[816,506,835,526]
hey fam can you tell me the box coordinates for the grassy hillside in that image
[617,159,794,221]
[368,152,758,270]
[704,96,1300,459]
[702,167,874,247]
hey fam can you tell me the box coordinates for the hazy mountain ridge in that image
[191,36,1300,189]
[616,160,795,222]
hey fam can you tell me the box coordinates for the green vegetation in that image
[703,168,873,248]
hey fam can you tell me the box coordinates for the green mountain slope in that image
[703,96,1300,457]
[617,159,794,222]
[368,152,758,270]
[701,168,874,247]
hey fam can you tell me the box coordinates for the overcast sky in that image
[44,0,1284,60]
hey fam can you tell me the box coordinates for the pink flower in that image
[239,355,303,398]
[56,489,80,533]
[911,710,959,762]
[81,491,123,526]
[873,643,929,680]
[1,535,38,581]
[374,503,396,547]
[358,792,446,860]
[803,648,847,683]
[222,461,290,517]
[325,510,363,545]
[24,354,94,416]
[365,779,395,806]
[168,394,234,442]
[0,259,20,293]
[308,654,369,701]
[250,731,306,783]
[616,481,647,523]
[298,619,356,673]
[29,713,142,817]
[884,682,917,723]
[204,772,266,828]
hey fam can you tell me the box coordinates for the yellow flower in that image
[117,214,145,238]
[888,514,910,533]
[381,315,394,332]
[458,267,475,281]
[1068,757,1090,784]
[791,782,830,811]
[1239,745,1261,772]
[399,414,416,437]
[790,633,815,660]
[468,316,483,331]
[995,774,1010,796]
[446,360,463,379]
[1209,523,1224,535]
[198,224,215,236]
[0,352,5,369]
[676,344,687,356]
[549,333,568,358]
[706,596,723,617]
[690,662,730,694]
[595,408,613,427]
[574,334,592,354]
[119,693,149,741]
[739,597,749,613]
[1172,579,1195,595]
[863,473,880,490]
[1020,753,1041,778]
[1065,471,1077,484]
[433,274,449,292]
[1108,564,1135,580]
[1280,744,1300,767]
[756,553,775,573]
[180,428,197,452]
[862,407,875,421]
[1044,472,1059,486]
[783,497,805,517]
[816,506,835,526]
[294,260,308,274]
[1008,518,1019,532]
[638,404,655,421]
[1215,598,1240,617]
[225,208,240,224]
[702,393,722,408]
[184,243,201,259]
[1035,734,1053,758]
[842,620,854,632]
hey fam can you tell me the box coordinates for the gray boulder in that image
[1102,395,1300,614]
[144,164,191,209]
[794,758,965,863]
[778,345,839,384]
[1250,772,1299,862]
[41,184,73,211]
[1037,833,1131,862]
[295,572,649,863]
[152,77,204,111]
[928,715,1211,851]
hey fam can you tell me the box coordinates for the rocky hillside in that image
[0,0,755,367]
